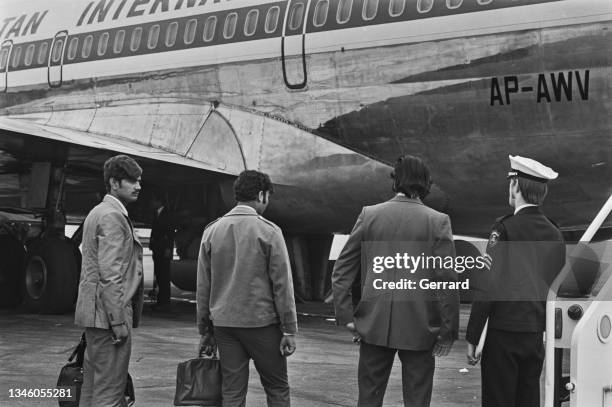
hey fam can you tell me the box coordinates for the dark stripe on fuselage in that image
[1,0,560,75]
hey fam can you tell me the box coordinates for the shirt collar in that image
[514,203,537,215]
[106,194,128,216]
[235,204,257,214]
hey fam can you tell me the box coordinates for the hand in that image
[347,322,361,344]
[199,333,216,356]
[432,336,454,357]
[111,323,129,346]
[466,342,481,365]
[280,335,296,357]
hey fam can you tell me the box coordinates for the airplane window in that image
[38,41,49,64]
[166,22,178,47]
[337,0,353,24]
[184,19,197,44]
[363,0,379,20]
[244,9,258,36]
[313,0,329,27]
[446,0,462,9]
[224,13,237,39]
[11,46,21,68]
[81,36,92,58]
[389,0,405,16]
[67,38,79,60]
[148,24,160,49]
[477,0,492,4]
[131,27,142,51]
[417,0,434,13]
[114,30,125,54]
[25,44,35,66]
[203,16,217,42]
[52,39,64,63]
[265,6,280,33]
[289,3,304,31]
[0,48,8,70]
[97,32,109,56]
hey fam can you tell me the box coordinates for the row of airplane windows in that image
[1,0,496,71]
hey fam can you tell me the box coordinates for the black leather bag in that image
[57,333,136,406]
[174,352,222,406]
[57,333,86,407]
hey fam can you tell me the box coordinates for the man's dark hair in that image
[390,155,432,199]
[233,170,274,202]
[103,155,142,192]
[516,177,548,205]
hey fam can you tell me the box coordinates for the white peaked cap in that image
[507,155,558,182]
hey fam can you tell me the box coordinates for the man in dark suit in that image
[466,155,566,407]
[332,155,460,407]
[150,196,175,308]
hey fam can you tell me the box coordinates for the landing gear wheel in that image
[0,235,26,308]
[23,237,80,314]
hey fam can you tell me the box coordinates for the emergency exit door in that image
[48,30,68,88]
[282,0,309,90]
[0,40,13,92]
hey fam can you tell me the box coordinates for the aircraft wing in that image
[0,115,241,176]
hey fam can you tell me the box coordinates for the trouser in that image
[152,253,171,305]
[358,341,435,407]
[215,324,290,407]
[481,328,544,407]
[80,318,132,407]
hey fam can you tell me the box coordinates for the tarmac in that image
[0,254,484,407]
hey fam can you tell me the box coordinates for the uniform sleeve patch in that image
[488,230,501,247]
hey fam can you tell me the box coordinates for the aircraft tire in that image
[23,237,80,314]
[170,259,197,292]
[0,235,26,308]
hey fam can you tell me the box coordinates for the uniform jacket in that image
[332,195,460,351]
[197,205,298,335]
[75,195,144,329]
[466,205,566,344]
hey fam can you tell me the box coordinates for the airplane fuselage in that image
[1,0,611,235]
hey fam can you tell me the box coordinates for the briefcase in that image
[57,333,136,406]
[174,352,222,406]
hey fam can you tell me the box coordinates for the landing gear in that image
[22,237,79,314]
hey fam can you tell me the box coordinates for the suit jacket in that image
[332,195,460,351]
[75,195,144,329]
[466,206,566,344]
[197,205,298,335]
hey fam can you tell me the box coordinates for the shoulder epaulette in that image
[495,213,513,224]
[256,215,278,230]
[204,217,221,230]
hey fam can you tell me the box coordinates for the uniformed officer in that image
[466,155,566,407]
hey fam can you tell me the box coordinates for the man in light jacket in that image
[332,155,460,407]
[197,170,297,407]
[75,155,144,407]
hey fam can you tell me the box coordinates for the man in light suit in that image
[75,155,144,407]
[332,155,459,407]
